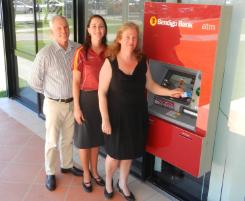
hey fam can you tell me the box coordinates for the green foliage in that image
[19,77,28,89]
[0,91,7,97]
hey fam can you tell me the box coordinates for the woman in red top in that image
[72,15,107,193]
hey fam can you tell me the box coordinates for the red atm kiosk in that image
[143,3,231,177]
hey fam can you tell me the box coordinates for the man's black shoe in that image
[45,175,56,191]
[61,166,83,176]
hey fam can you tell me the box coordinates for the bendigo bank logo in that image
[149,15,193,29]
[150,16,157,26]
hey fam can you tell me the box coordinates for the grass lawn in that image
[0,90,7,97]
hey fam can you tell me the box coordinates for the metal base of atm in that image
[148,159,210,201]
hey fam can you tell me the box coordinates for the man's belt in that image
[49,97,73,103]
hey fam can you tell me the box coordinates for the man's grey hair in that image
[49,15,68,30]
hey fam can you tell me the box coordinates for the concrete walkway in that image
[0,97,178,201]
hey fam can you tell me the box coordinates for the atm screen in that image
[163,70,195,91]
[170,74,193,88]
[155,69,196,106]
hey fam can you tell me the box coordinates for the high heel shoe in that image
[104,179,114,199]
[82,181,92,192]
[117,180,135,201]
[93,176,105,186]
[90,171,105,186]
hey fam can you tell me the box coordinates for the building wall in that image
[169,0,245,200]
[208,1,245,200]
[173,0,245,200]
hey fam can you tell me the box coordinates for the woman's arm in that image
[72,69,85,124]
[145,63,183,97]
[98,58,112,135]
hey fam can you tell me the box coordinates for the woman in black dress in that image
[98,22,182,200]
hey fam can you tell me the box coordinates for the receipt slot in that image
[143,3,232,177]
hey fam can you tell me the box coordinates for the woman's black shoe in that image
[90,171,105,186]
[104,179,114,199]
[82,181,92,192]
[104,187,114,199]
[92,175,105,186]
[117,180,135,201]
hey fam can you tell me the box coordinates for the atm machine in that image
[147,61,203,176]
[143,3,231,200]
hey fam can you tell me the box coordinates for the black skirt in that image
[104,58,149,160]
[73,90,104,149]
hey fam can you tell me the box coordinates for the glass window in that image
[85,0,147,43]
[14,0,35,55]
[16,56,37,104]
[36,0,74,50]
[12,0,75,109]
[0,3,6,94]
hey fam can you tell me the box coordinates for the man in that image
[29,15,83,191]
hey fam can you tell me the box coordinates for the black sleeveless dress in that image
[104,57,149,160]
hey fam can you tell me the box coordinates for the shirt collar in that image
[53,40,74,53]
[89,46,106,57]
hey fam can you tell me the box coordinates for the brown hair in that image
[106,22,142,61]
[83,15,107,59]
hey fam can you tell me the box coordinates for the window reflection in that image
[14,0,35,54]
[36,0,74,50]
[86,0,146,42]
[16,56,37,103]
[14,0,34,14]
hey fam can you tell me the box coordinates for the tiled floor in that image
[0,98,177,201]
